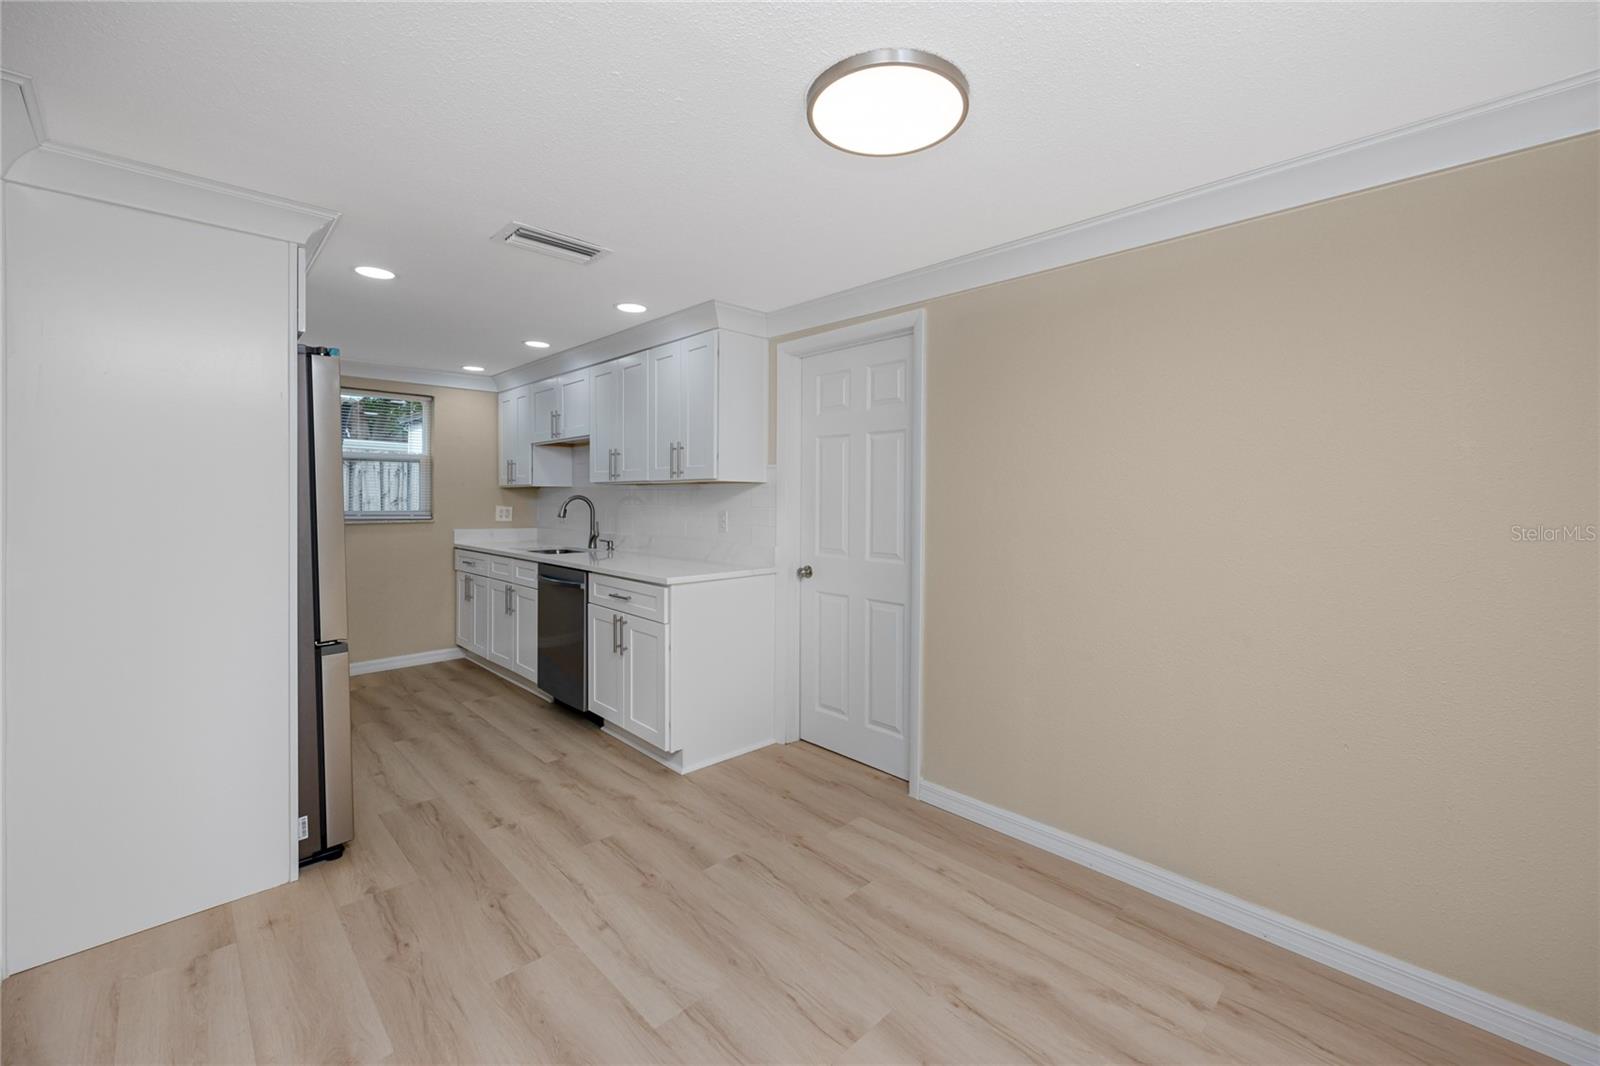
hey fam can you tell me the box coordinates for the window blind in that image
[340,390,432,521]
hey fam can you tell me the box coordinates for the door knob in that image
[797,565,814,579]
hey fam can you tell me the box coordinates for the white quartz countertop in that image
[453,537,776,586]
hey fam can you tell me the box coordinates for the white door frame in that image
[774,309,927,795]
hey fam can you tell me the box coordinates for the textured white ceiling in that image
[4,2,1596,374]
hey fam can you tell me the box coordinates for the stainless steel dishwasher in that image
[537,564,587,711]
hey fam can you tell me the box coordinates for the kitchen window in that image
[341,389,432,521]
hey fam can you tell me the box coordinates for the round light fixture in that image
[353,265,396,280]
[461,365,485,372]
[616,302,647,314]
[523,340,551,349]
[807,48,968,156]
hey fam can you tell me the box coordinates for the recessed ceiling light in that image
[353,265,396,280]
[461,365,485,372]
[616,302,648,314]
[524,340,551,349]
[807,49,968,156]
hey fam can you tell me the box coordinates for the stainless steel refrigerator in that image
[297,344,353,865]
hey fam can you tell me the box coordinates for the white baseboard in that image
[916,781,1599,1066]
[348,646,462,676]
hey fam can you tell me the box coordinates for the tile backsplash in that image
[527,446,776,567]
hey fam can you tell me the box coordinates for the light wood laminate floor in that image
[3,660,1550,1065]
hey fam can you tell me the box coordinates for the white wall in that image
[3,182,296,972]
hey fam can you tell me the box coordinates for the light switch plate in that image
[495,505,513,522]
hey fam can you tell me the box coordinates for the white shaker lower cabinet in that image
[512,583,539,681]
[587,572,775,773]
[455,550,540,687]
[486,581,517,670]
[588,604,668,749]
[457,572,491,658]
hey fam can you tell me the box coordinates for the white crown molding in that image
[917,780,1600,1066]
[768,70,1600,337]
[493,300,768,391]
[1,97,340,263]
[349,647,463,677]
[338,360,498,393]
[1,71,45,171]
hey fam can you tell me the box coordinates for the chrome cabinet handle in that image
[550,410,556,437]
[618,616,628,652]
[464,576,473,601]
[611,613,621,653]
[553,409,561,438]
[505,585,514,615]
[607,592,632,601]
[506,459,512,482]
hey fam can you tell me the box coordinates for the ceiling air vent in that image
[492,222,608,264]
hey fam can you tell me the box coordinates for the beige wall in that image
[340,377,536,663]
[777,135,1600,1028]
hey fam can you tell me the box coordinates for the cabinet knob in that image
[797,565,814,579]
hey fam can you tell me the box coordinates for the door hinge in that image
[297,815,310,841]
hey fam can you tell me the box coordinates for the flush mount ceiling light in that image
[461,365,485,372]
[353,265,396,280]
[524,340,551,349]
[616,302,647,314]
[807,48,968,156]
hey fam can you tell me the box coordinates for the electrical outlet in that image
[495,505,513,522]
[297,815,309,841]
[719,510,730,533]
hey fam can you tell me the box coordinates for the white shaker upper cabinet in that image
[646,329,767,483]
[556,369,590,440]
[678,331,718,481]
[498,383,570,487]
[591,354,647,483]
[529,368,591,443]
[531,378,561,444]
[513,326,765,486]
[648,339,686,481]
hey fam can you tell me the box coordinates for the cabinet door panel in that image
[531,381,560,444]
[618,355,649,482]
[588,605,624,723]
[487,580,515,667]
[471,576,492,656]
[456,572,475,647]
[679,332,717,481]
[590,362,620,482]
[621,615,668,750]
[513,585,539,682]
[557,371,590,439]
[498,393,516,486]
[648,340,683,481]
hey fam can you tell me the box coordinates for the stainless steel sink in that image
[528,547,587,555]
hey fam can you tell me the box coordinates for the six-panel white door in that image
[797,332,913,778]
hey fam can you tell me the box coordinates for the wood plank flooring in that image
[2,659,1551,1064]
